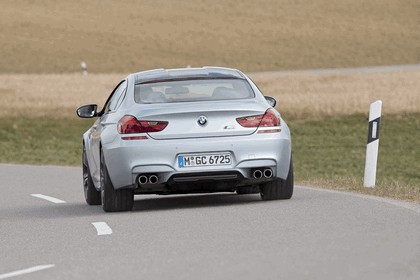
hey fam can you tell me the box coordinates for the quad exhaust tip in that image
[253,170,263,179]
[149,175,158,184]
[138,174,159,185]
[252,168,273,179]
[138,175,148,185]
[263,169,273,178]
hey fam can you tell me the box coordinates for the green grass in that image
[290,114,420,200]
[1,114,419,200]
[0,117,92,166]
[293,114,420,185]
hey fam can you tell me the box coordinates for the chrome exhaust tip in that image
[253,169,263,179]
[149,175,158,184]
[263,168,273,178]
[138,175,148,185]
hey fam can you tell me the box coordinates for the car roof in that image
[132,67,246,84]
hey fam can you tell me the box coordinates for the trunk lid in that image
[132,100,267,140]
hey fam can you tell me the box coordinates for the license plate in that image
[178,153,231,167]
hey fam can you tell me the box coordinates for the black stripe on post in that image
[367,117,381,144]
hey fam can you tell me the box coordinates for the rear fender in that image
[83,133,101,191]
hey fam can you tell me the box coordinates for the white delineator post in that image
[364,100,382,188]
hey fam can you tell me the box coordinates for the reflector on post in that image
[364,100,382,188]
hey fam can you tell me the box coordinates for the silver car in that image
[77,67,293,212]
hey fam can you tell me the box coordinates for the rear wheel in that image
[83,145,101,205]
[260,158,294,200]
[100,150,134,212]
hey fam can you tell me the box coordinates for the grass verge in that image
[1,114,418,201]
[291,114,420,201]
[0,117,91,166]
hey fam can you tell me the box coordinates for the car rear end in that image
[102,68,292,194]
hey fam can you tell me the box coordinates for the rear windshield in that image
[134,78,255,104]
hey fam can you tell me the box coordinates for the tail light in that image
[118,115,168,134]
[236,114,264,128]
[236,109,281,132]
[259,109,281,127]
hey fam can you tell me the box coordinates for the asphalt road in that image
[0,164,419,280]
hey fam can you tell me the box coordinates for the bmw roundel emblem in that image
[197,115,207,126]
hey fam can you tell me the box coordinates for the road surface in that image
[0,164,419,279]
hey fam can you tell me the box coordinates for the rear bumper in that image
[102,126,291,190]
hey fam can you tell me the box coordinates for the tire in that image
[260,158,294,200]
[100,150,134,212]
[83,145,101,205]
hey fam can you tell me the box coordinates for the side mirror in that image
[76,104,98,118]
[264,96,277,107]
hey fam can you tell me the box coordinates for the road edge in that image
[296,185,420,214]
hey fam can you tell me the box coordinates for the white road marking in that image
[0,264,54,279]
[31,194,66,204]
[92,222,113,235]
